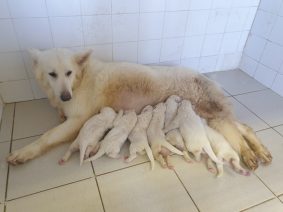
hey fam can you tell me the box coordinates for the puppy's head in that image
[29,48,92,102]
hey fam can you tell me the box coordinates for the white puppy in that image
[59,107,117,165]
[203,122,250,177]
[126,105,155,170]
[85,110,137,162]
[164,95,193,163]
[164,100,220,164]
[147,103,183,169]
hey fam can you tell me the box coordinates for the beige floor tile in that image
[244,198,283,212]
[97,163,198,212]
[172,156,274,212]
[274,125,283,136]
[13,99,60,140]
[206,69,266,95]
[6,178,104,212]
[7,136,93,200]
[223,89,230,97]
[255,129,283,195]
[0,204,3,212]
[280,195,283,202]
[0,142,10,203]
[92,141,149,175]
[0,104,14,142]
[229,97,269,131]
[235,90,283,127]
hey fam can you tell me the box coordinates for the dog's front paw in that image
[242,149,258,170]
[7,146,38,165]
[255,145,272,165]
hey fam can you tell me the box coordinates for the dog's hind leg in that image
[235,122,272,165]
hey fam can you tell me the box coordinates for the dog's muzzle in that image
[60,91,72,101]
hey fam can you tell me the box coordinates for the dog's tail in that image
[162,141,184,155]
[84,148,105,163]
[203,144,222,164]
[145,145,155,170]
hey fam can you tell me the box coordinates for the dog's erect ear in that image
[28,49,41,67]
[74,50,92,67]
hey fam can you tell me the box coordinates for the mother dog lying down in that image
[7,49,272,170]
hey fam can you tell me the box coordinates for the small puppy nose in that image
[60,91,71,101]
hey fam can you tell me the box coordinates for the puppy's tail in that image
[145,145,155,170]
[84,148,105,163]
[162,141,184,155]
[203,145,222,164]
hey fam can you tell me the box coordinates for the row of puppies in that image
[59,95,250,177]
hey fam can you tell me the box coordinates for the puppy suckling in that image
[147,103,184,169]
[59,107,117,165]
[203,122,250,177]
[125,105,155,170]
[85,110,137,162]
[164,95,192,163]
[164,100,221,164]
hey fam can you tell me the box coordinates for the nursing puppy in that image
[58,107,117,165]
[147,103,183,169]
[164,95,192,162]
[204,122,250,177]
[85,110,137,162]
[126,105,155,170]
[164,100,220,164]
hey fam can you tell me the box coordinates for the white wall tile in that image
[198,55,218,73]
[0,0,10,18]
[163,11,187,38]
[244,7,258,30]
[259,0,282,14]
[189,0,212,10]
[261,42,283,71]
[112,0,139,14]
[254,64,277,87]
[50,17,83,47]
[206,9,229,34]
[182,36,204,58]
[280,63,283,74]
[160,38,183,62]
[269,16,283,46]
[271,74,283,97]
[30,78,46,99]
[138,40,161,64]
[279,1,283,17]
[81,0,111,15]
[113,42,137,62]
[238,31,249,51]
[165,0,190,11]
[0,52,27,81]
[251,10,275,39]
[0,80,33,103]
[14,18,53,50]
[0,20,19,52]
[181,57,200,70]
[212,0,232,9]
[8,0,47,18]
[83,15,112,45]
[112,14,139,42]
[46,0,80,16]
[87,44,112,61]
[201,34,222,56]
[216,53,242,70]
[140,0,165,12]
[220,32,241,54]
[186,10,209,36]
[21,51,34,78]
[240,54,258,76]
[139,13,163,40]
[232,0,260,7]
[244,35,266,61]
[226,8,250,32]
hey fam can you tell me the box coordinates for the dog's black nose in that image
[60,91,71,101]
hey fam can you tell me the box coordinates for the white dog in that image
[85,110,137,162]
[58,107,117,165]
[164,95,192,163]
[147,103,183,169]
[204,122,250,177]
[164,100,220,164]
[125,105,155,170]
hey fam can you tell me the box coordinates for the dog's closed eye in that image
[49,72,57,78]
[66,70,72,77]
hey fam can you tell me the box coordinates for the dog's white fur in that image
[164,95,192,162]
[147,103,183,169]
[85,110,137,162]
[126,105,155,170]
[58,107,117,165]
[6,48,272,170]
[164,100,221,164]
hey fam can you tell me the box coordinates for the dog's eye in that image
[48,72,57,78]
[66,70,72,77]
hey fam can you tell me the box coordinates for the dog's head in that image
[29,48,92,102]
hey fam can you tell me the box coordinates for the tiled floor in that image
[0,69,283,212]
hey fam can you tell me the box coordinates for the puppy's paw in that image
[58,158,66,165]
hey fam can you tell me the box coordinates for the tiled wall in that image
[240,0,283,97]
[0,0,259,103]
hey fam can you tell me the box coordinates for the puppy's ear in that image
[28,49,41,67]
[74,50,92,67]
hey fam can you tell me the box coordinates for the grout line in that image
[239,197,276,212]
[231,87,269,96]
